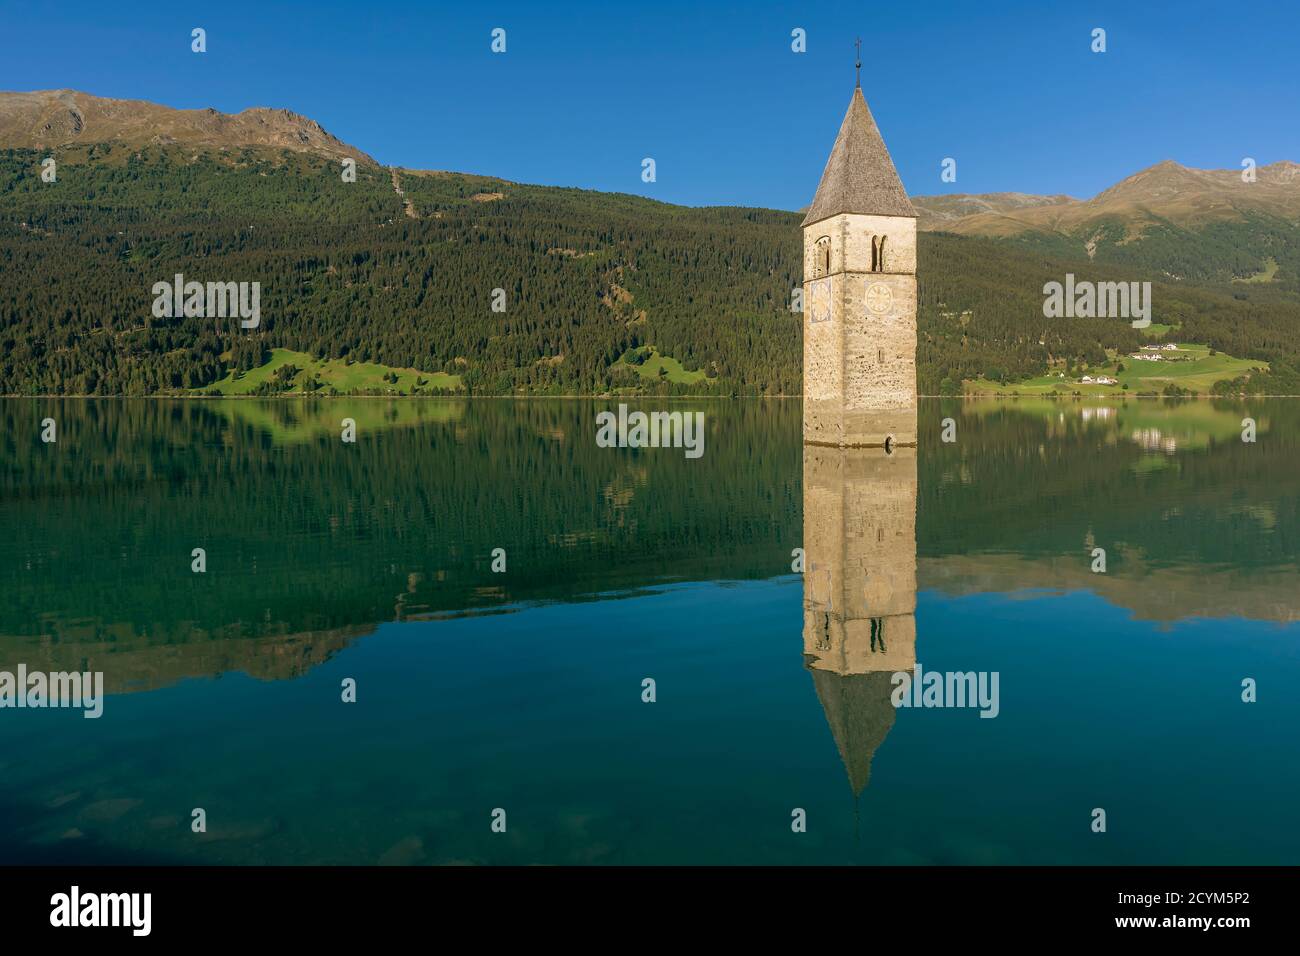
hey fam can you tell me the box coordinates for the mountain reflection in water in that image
[0,397,1296,865]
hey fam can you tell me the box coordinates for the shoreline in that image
[6,393,1300,400]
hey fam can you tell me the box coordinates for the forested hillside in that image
[2,144,1299,395]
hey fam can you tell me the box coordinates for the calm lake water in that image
[1,397,1297,865]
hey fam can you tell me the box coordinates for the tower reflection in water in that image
[803,444,917,802]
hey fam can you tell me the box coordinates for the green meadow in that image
[1233,257,1279,284]
[963,343,1264,395]
[614,346,713,386]
[199,348,462,396]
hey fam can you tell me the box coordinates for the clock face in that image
[809,279,831,323]
[865,281,893,316]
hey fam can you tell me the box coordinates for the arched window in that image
[873,235,887,272]
[814,236,831,277]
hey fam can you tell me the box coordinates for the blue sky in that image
[2,0,1296,209]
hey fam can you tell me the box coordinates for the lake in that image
[1,397,1297,864]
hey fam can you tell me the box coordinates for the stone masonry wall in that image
[802,444,917,676]
[803,213,917,447]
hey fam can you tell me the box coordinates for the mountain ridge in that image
[3,89,1297,238]
[0,89,375,164]
[913,158,1300,237]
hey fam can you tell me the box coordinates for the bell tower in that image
[802,62,917,448]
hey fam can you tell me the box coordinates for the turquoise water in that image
[1,398,1297,864]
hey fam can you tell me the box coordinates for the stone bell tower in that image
[802,66,917,448]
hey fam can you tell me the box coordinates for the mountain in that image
[6,399,1300,698]
[914,159,1300,238]
[912,191,1079,231]
[9,91,1295,238]
[0,89,374,164]
[1,90,1298,397]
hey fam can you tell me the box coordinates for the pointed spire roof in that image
[810,668,898,798]
[802,87,915,227]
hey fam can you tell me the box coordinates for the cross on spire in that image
[854,37,862,88]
